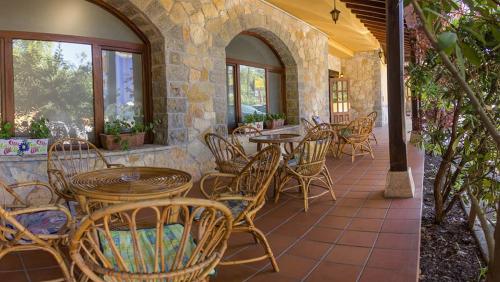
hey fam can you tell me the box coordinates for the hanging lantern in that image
[330,0,341,24]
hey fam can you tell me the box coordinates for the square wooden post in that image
[385,0,415,198]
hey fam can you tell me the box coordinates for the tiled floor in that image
[0,126,424,282]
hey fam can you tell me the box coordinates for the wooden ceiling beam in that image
[352,9,386,20]
[347,4,386,16]
[357,15,386,23]
[341,0,385,9]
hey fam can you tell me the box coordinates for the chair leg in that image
[45,246,73,282]
[250,226,279,272]
[351,144,356,163]
[300,179,310,212]
[322,167,336,201]
[367,141,375,159]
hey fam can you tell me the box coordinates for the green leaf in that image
[437,32,458,54]
[460,43,481,65]
[463,26,485,44]
[455,45,465,78]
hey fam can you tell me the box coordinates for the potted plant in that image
[265,113,286,129]
[100,119,160,151]
[0,118,50,156]
[244,111,265,130]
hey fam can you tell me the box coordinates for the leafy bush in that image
[0,122,13,139]
[29,117,51,139]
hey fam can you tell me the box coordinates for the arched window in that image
[0,0,150,143]
[226,33,285,129]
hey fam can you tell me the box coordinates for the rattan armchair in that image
[47,138,124,202]
[366,111,378,144]
[275,129,336,212]
[0,180,73,281]
[204,133,249,175]
[200,145,281,272]
[231,125,263,156]
[301,117,315,133]
[70,197,233,282]
[338,118,375,162]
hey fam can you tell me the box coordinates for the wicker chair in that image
[47,138,123,202]
[200,145,281,272]
[204,133,249,175]
[301,117,315,133]
[338,118,375,162]
[0,180,73,281]
[275,129,336,212]
[366,111,378,144]
[69,198,233,282]
[231,125,263,156]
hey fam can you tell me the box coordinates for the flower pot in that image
[135,132,146,147]
[265,119,285,129]
[0,138,48,156]
[100,133,137,151]
[252,121,264,130]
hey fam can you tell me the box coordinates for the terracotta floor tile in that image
[367,248,418,271]
[255,216,287,233]
[0,253,24,271]
[304,227,342,243]
[381,219,420,234]
[273,254,317,279]
[356,207,388,219]
[359,267,416,282]
[375,233,419,250]
[213,265,256,282]
[347,218,383,232]
[386,208,421,219]
[317,215,352,229]
[273,221,311,237]
[363,199,392,209]
[248,271,299,282]
[356,178,386,186]
[305,261,362,282]
[287,239,331,260]
[336,198,365,207]
[344,191,371,199]
[27,267,64,282]
[2,271,29,282]
[390,198,422,209]
[338,230,378,247]
[329,206,359,217]
[325,245,371,265]
[20,250,61,269]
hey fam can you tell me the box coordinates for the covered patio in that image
[0,126,425,281]
[0,0,425,281]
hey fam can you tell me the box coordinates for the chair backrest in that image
[287,129,335,177]
[70,198,233,282]
[0,180,70,246]
[229,145,281,222]
[301,118,315,133]
[204,133,248,173]
[367,111,378,122]
[47,138,110,200]
[231,125,263,155]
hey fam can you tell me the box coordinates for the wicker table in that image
[249,133,302,154]
[71,167,192,212]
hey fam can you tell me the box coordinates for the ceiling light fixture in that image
[330,0,341,24]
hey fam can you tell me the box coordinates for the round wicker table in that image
[249,133,302,154]
[71,167,193,212]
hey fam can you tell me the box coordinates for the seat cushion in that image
[15,210,67,235]
[98,224,197,274]
[220,199,249,219]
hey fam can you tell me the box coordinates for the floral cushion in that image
[220,199,249,219]
[14,210,67,236]
[98,224,197,274]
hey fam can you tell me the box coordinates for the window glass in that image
[102,50,143,124]
[268,71,282,114]
[13,40,94,140]
[239,65,266,118]
[226,65,236,128]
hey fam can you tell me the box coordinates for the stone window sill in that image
[259,124,300,134]
[0,144,175,163]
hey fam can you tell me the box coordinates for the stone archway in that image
[92,0,169,144]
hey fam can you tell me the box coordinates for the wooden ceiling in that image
[340,0,412,57]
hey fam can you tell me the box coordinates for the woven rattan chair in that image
[366,111,378,144]
[70,197,233,282]
[0,180,73,281]
[338,118,375,162]
[200,145,281,272]
[275,129,336,212]
[231,125,263,156]
[301,117,315,133]
[204,133,249,175]
[47,138,123,202]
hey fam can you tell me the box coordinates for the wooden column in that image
[384,0,414,198]
[386,0,407,171]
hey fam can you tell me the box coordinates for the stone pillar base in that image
[384,167,415,198]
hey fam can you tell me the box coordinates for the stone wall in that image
[341,50,387,126]
[101,0,330,176]
[328,54,341,72]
